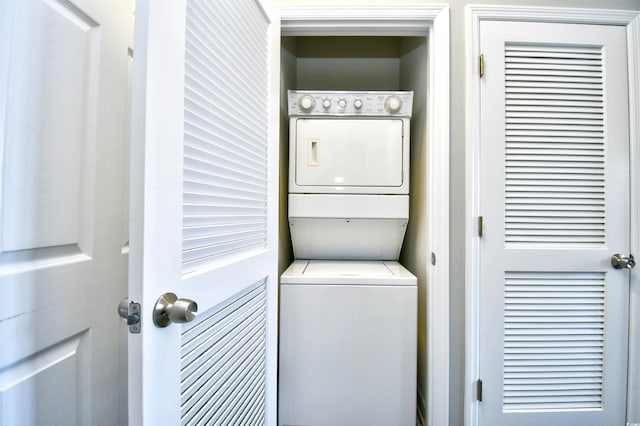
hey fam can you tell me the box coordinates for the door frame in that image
[465,5,640,426]
[277,4,450,426]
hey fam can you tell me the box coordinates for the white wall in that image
[399,37,429,421]
[279,39,296,276]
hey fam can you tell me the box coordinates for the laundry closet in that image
[279,35,428,267]
[277,35,430,425]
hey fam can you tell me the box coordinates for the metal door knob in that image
[611,253,636,270]
[153,292,198,328]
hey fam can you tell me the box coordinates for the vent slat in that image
[180,278,267,425]
[182,236,267,265]
[182,0,269,275]
[504,42,604,248]
[503,271,604,411]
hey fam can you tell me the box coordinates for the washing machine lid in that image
[281,260,416,286]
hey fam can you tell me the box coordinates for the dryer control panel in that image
[288,90,413,117]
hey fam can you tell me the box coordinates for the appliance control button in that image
[337,99,347,109]
[385,96,402,113]
[298,95,315,112]
[353,99,363,109]
[322,98,332,109]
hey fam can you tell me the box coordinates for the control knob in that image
[337,99,347,109]
[298,95,315,112]
[353,99,363,109]
[322,98,332,109]
[385,95,402,114]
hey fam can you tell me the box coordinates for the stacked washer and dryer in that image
[279,91,417,426]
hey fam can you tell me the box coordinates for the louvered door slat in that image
[183,237,267,269]
[503,271,605,411]
[180,279,267,425]
[189,7,266,96]
[183,0,268,275]
[185,82,266,143]
[185,169,265,193]
[504,43,605,248]
[184,156,265,185]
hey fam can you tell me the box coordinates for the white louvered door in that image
[478,21,630,426]
[129,0,278,424]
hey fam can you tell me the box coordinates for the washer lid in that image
[305,261,392,277]
[281,260,416,286]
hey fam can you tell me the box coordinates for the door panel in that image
[479,21,629,425]
[0,0,132,424]
[129,0,278,424]
[1,0,96,253]
[0,333,90,425]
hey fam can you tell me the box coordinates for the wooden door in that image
[128,0,279,424]
[478,20,630,425]
[0,0,132,424]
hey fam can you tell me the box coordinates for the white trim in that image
[264,1,280,424]
[279,4,450,426]
[279,3,447,36]
[426,7,450,426]
[464,6,483,426]
[626,12,640,426]
[465,5,640,426]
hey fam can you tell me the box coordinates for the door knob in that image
[153,292,198,328]
[611,253,636,270]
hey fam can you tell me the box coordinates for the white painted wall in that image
[398,37,429,422]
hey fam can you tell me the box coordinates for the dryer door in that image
[293,118,407,192]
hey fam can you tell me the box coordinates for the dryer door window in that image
[295,119,404,188]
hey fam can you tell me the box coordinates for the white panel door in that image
[129,0,278,424]
[0,0,132,424]
[478,21,630,425]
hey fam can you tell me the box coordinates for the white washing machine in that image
[279,91,417,425]
[278,260,417,426]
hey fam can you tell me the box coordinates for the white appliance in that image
[279,91,417,426]
[288,90,413,260]
[279,260,417,426]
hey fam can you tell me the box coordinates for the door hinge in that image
[476,379,483,401]
[117,299,141,334]
[478,216,484,237]
[479,54,484,78]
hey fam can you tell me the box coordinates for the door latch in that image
[117,298,141,333]
[611,253,636,270]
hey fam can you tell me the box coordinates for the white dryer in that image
[279,91,417,426]
[287,90,413,260]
